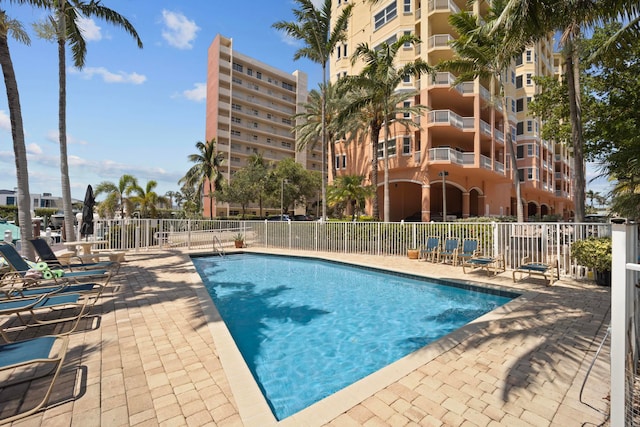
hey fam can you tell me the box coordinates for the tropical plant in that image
[265,158,321,214]
[94,174,138,219]
[216,167,257,219]
[33,0,142,241]
[293,82,344,181]
[0,8,35,259]
[338,33,432,221]
[179,139,225,219]
[439,5,524,222]
[129,180,167,218]
[327,175,374,221]
[246,152,270,218]
[570,236,612,272]
[273,0,353,221]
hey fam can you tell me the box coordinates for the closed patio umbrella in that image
[80,185,95,238]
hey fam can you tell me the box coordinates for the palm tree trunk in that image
[502,97,523,222]
[58,5,75,242]
[566,38,586,222]
[321,63,327,221]
[383,108,390,223]
[208,181,213,219]
[370,125,381,220]
[0,27,34,259]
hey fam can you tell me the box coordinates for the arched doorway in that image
[430,182,463,221]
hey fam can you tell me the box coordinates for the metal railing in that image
[86,219,612,280]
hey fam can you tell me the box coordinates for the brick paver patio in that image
[1,248,611,426]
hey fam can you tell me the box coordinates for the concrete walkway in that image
[0,248,611,426]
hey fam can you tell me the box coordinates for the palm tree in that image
[293,82,344,182]
[34,0,142,241]
[0,9,35,259]
[94,174,138,219]
[130,180,167,218]
[439,6,525,222]
[179,139,225,219]
[327,175,374,221]
[273,0,353,221]
[339,33,433,221]
[246,152,270,218]
[493,0,640,222]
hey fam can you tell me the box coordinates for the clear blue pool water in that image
[192,254,516,421]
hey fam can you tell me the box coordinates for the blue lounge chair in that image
[0,335,69,423]
[419,237,440,262]
[438,239,459,265]
[457,239,480,265]
[29,238,120,274]
[462,253,506,276]
[0,243,110,286]
[513,256,559,286]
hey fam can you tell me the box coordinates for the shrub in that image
[570,237,612,272]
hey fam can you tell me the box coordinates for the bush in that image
[570,237,612,272]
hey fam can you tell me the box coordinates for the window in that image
[515,75,523,89]
[247,68,253,76]
[526,50,532,63]
[231,116,241,124]
[231,130,241,136]
[515,54,523,67]
[527,144,533,157]
[516,122,524,135]
[374,2,397,30]
[516,98,524,112]
[511,71,515,84]
[267,138,272,144]
[336,45,341,59]
[527,120,533,133]
[404,31,412,48]
[232,77,242,84]
[526,73,532,86]
[282,117,292,125]
[256,72,262,80]
[253,122,259,128]
[253,109,259,116]
[518,169,525,182]
[511,99,516,113]
[403,101,411,118]
[232,103,242,111]
[282,82,294,91]
[516,145,525,159]
[403,74,411,84]
[528,168,533,180]
[387,138,396,156]
[335,155,341,170]
[343,44,347,57]
[267,113,272,120]
[252,134,258,140]
[402,136,411,154]
[403,0,411,13]
[232,62,243,72]
[281,141,292,149]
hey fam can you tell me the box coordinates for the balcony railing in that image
[428,34,454,49]
[428,0,461,13]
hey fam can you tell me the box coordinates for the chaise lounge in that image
[512,256,559,286]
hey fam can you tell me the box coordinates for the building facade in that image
[205,34,321,218]
[330,0,574,221]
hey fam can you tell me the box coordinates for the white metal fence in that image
[611,222,640,426]
[88,219,611,279]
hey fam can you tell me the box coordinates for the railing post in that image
[610,221,628,426]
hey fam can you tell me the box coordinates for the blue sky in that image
[0,0,610,202]
[0,1,323,200]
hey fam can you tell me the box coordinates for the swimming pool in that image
[192,253,517,421]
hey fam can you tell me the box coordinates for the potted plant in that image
[233,233,244,248]
[570,237,612,286]
[407,247,419,259]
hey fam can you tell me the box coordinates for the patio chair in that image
[462,253,506,276]
[457,239,480,266]
[438,239,460,265]
[512,256,559,286]
[29,238,120,274]
[0,292,91,341]
[419,237,440,262]
[0,243,110,286]
[0,335,69,423]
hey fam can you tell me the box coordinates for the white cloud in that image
[161,10,199,50]
[46,130,88,146]
[77,16,102,41]
[0,110,10,131]
[182,83,206,102]
[27,143,43,155]
[70,66,146,84]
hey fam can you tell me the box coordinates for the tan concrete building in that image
[331,0,574,221]
[205,34,320,217]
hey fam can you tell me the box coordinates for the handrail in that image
[213,235,226,257]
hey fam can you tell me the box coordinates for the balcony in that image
[428,34,454,49]
[428,0,460,13]
[428,147,473,165]
[427,109,474,130]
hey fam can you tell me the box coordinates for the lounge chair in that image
[0,292,91,341]
[438,239,460,265]
[0,243,110,286]
[457,239,480,266]
[0,335,69,423]
[419,237,440,262]
[29,238,120,274]
[462,253,506,276]
[512,256,559,286]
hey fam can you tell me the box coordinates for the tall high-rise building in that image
[331,0,574,221]
[205,34,320,218]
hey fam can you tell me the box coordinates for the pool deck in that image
[1,248,611,426]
